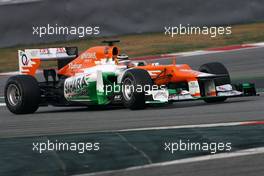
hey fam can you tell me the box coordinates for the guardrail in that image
[0,0,264,47]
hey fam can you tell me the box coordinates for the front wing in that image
[145,83,257,104]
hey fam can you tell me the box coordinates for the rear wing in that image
[18,47,77,75]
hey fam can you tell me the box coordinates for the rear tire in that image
[121,69,152,110]
[199,62,231,103]
[5,75,40,114]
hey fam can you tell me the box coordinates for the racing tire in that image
[121,69,153,110]
[199,62,231,103]
[5,75,40,114]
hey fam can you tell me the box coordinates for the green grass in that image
[1,22,264,72]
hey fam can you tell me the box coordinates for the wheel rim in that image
[123,78,134,101]
[7,84,21,106]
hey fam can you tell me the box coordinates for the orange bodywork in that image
[58,46,120,76]
[58,45,202,87]
[136,64,200,85]
[21,58,40,76]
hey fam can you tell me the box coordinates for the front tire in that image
[199,62,231,103]
[121,69,152,110]
[5,75,40,114]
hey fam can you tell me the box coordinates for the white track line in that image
[167,44,264,57]
[0,97,5,106]
[115,121,261,133]
[0,71,20,76]
[252,42,264,47]
[83,120,264,135]
[76,147,264,176]
[0,0,41,6]
[0,70,41,76]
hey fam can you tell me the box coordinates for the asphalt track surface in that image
[0,46,264,175]
[87,153,264,176]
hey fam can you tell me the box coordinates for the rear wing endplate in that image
[18,47,77,75]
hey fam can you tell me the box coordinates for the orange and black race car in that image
[4,40,257,114]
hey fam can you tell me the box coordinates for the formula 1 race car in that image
[4,40,257,114]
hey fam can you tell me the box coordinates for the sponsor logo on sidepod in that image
[64,75,88,97]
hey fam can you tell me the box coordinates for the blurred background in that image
[1,0,264,47]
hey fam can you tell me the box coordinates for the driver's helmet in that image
[117,54,129,61]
